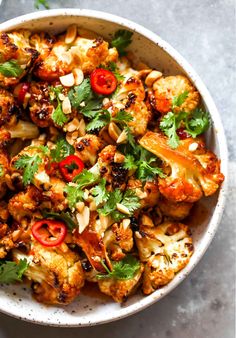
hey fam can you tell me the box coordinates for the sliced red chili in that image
[176,127,190,140]
[31,219,67,247]
[59,155,84,182]
[90,68,117,95]
[17,82,29,104]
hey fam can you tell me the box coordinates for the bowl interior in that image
[0,10,228,326]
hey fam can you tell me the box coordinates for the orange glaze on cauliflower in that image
[0,26,224,306]
[0,30,39,87]
[139,132,224,203]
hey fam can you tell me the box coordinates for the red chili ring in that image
[32,219,67,247]
[90,68,117,96]
[58,155,85,182]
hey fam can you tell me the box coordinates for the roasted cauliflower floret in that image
[139,132,224,203]
[98,145,127,190]
[30,32,55,58]
[33,33,118,81]
[0,88,20,127]
[98,263,143,302]
[112,72,150,136]
[151,75,200,114]
[127,178,160,208]
[42,177,67,212]
[75,134,103,165]
[103,219,134,261]
[0,30,39,86]
[13,243,84,305]
[28,81,54,128]
[135,221,193,294]
[8,185,43,222]
[0,151,9,198]
[158,195,193,220]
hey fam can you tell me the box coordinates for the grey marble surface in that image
[0,0,235,337]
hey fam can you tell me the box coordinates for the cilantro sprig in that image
[91,178,109,206]
[65,170,100,209]
[0,259,28,284]
[160,109,210,149]
[123,146,165,181]
[98,189,140,221]
[96,255,140,280]
[160,91,210,148]
[14,154,42,186]
[111,30,133,56]
[50,137,74,162]
[51,86,68,127]
[0,60,23,78]
[185,108,210,138]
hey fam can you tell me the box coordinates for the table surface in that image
[0,0,235,337]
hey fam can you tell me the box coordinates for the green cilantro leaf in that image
[0,60,23,78]
[120,190,141,213]
[73,169,100,187]
[41,211,77,231]
[0,259,28,284]
[123,154,137,171]
[113,110,133,123]
[185,108,210,138]
[111,30,133,56]
[50,137,74,162]
[64,184,84,209]
[52,100,67,127]
[160,111,186,149]
[14,154,42,186]
[98,189,140,221]
[50,86,68,126]
[34,0,50,9]
[68,79,92,108]
[98,189,123,216]
[96,255,140,280]
[124,146,165,181]
[86,110,111,132]
[65,170,100,209]
[91,178,109,206]
[172,90,189,108]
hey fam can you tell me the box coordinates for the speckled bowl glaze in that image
[0,9,228,327]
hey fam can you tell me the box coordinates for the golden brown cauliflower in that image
[98,145,127,190]
[0,30,39,87]
[75,134,103,165]
[98,263,143,302]
[28,81,54,128]
[158,195,193,220]
[0,151,9,198]
[151,75,200,114]
[112,72,150,136]
[127,178,160,208]
[13,242,84,305]
[135,221,193,294]
[8,185,43,222]
[139,131,224,203]
[103,219,134,261]
[0,88,20,127]
[33,33,118,81]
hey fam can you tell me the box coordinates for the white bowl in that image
[0,9,228,327]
